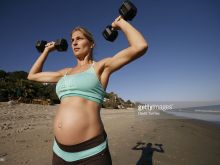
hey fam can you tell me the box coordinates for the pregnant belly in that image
[53,104,103,145]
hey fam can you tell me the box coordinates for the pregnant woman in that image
[28,16,148,164]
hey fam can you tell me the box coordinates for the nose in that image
[72,40,78,46]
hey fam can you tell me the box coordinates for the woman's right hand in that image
[44,41,56,53]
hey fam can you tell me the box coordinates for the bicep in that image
[27,69,66,83]
[105,47,144,74]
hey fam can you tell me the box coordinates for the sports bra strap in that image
[92,61,95,66]
[64,61,95,76]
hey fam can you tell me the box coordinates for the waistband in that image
[53,130,108,162]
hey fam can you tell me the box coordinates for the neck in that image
[76,56,93,67]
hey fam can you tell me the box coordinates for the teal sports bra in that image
[56,62,106,104]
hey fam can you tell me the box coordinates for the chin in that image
[73,51,80,56]
[74,53,86,59]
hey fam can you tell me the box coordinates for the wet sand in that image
[0,102,220,165]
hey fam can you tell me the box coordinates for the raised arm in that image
[27,42,67,83]
[103,16,148,74]
[132,142,145,150]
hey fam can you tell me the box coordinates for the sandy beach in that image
[0,102,220,165]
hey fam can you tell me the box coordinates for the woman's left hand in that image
[111,16,126,30]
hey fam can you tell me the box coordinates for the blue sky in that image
[1,0,220,103]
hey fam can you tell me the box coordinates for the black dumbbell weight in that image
[119,0,137,21]
[35,38,68,53]
[102,0,137,42]
[103,26,118,42]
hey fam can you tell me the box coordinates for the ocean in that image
[165,104,220,125]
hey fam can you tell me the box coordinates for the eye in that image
[77,37,83,40]
[71,37,84,43]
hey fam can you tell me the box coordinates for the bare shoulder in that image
[57,67,72,76]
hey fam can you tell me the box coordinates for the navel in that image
[58,122,62,129]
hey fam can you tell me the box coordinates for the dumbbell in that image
[102,0,137,42]
[35,38,68,52]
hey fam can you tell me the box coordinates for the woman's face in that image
[71,30,93,58]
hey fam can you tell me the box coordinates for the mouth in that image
[74,48,80,52]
